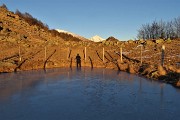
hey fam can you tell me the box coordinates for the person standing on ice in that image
[76,54,81,68]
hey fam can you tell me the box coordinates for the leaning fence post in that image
[161,45,165,66]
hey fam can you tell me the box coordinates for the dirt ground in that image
[0,38,179,87]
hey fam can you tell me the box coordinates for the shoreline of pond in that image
[0,60,179,88]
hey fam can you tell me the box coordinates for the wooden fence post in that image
[19,46,21,62]
[161,45,165,66]
[120,46,123,63]
[85,47,87,62]
[140,45,142,65]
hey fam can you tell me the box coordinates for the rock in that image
[127,40,134,44]
[176,69,180,73]
[150,71,159,78]
[140,64,154,75]
[0,62,16,73]
[146,40,154,45]
[155,39,164,44]
[104,41,110,46]
[176,80,180,87]
[128,64,136,74]
[109,41,114,46]
[167,65,177,73]
[158,65,167,76]
[65,42,70,46]
[165,39,172,43]
[0,26,3,31]
[135,39,145,44]
[119,63,128,71]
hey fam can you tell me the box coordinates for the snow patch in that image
[90,35,105,42]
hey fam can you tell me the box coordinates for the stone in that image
[167,65,177,73]
[150,71,158,78]
[176,69,180,73]
[128,64,136,74]
[127,40,134,44]
[176,80,180,87]
[146,40,154,45]
[158,65,167,76]
[119,63,128,71]
[65,42,70,46]
[155,39,164,44]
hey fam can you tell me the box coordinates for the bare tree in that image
[158,20,166,39]
[151,20,160,39]
[137,17,180,40]
[137,29,145,40]
[165,21,175,39]
[174,17,180,38]
[0,4,8,10]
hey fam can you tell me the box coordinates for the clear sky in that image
[0,0,180,40]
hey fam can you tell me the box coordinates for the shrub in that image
[0,4,8,10]
[15,10,49,31]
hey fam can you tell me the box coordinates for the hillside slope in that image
[0,6,64,44]
[0,5,179,88]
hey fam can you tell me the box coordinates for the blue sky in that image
[0,0,180,40]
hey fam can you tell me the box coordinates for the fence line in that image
[0,44,178,69]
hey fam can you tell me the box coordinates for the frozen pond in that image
[0,67,180,120]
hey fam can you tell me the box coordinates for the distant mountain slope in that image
[106,36,119,42]
[90,35,105,42]
[56,29,90,41]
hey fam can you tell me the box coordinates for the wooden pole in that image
[120,46,123,63]
[140,45,142,65]
[103,47,104,62]
[161,45,165,66]
[85,47,87,62]
[19,46,21,62]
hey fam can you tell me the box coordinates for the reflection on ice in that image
[0,67,180,120]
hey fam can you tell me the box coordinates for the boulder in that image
[128,64,136,74]
[176,69,180,73]
[145,40,154,45]
[65,42,70,46]
[119,63,128,71]
[176,80,180,87]
[167,65,177,73]
[150,71,159,78]
[127,40,134,44]
[140,64,155,76]
[165,39,172,43]
[155,39,164,44]
[158,65,167,76]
